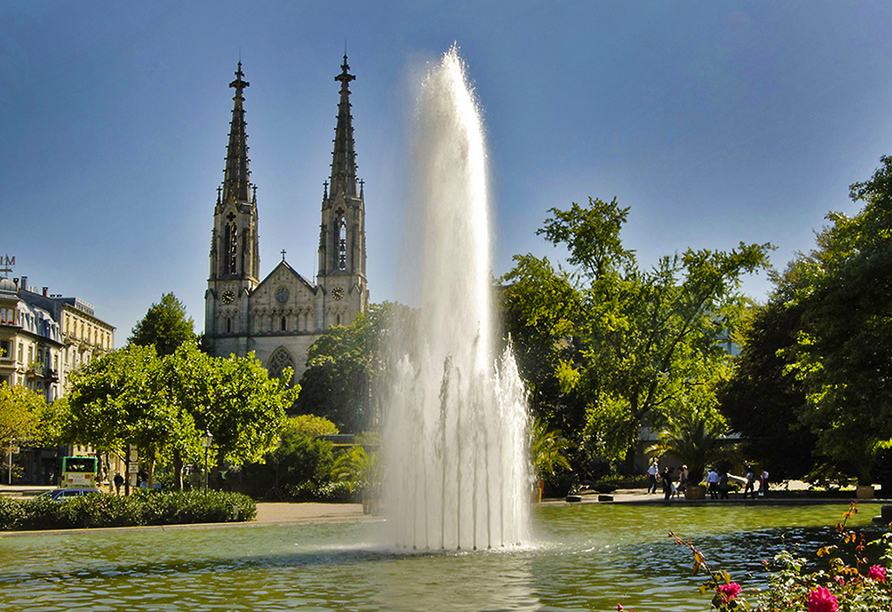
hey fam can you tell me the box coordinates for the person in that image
[743,466,755,499]
[707,467,720,500]
[759,468,769,497]
[719,471,730,499]
[113,472,124,495]
[661,467,675,501]
[676,465,688,499]
[647,460,659,494]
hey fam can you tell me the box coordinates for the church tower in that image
[317,55,369,327]
[205,62,260,354]
[202,56,369,384]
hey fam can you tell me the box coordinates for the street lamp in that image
[202,429,213,495]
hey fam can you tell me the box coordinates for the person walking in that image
[759,468,770,497]
[647,460,660,494]
[676,465,688,499]
[113,472,124,496]
[662,467,675,501]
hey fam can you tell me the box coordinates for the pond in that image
[0,502,880,612]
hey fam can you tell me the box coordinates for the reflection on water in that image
[0,504,878,612]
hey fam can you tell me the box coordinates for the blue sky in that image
[2,2,891,346]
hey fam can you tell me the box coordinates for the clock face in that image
[331,286,345,300]
[221,290,235,304]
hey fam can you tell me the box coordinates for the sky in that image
[2,2,891,347]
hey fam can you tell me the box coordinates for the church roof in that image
[254,258,317,294]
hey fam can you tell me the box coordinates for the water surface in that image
[0,503,876,611]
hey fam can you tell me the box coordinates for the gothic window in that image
[226,318,232,334]
[338,217,347,270]
[224,222,238,275]
[280,316,287,331]
[268,347,295,384]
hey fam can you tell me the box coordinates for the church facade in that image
[204,58,368,381]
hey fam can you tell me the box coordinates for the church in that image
[204,57,368,381]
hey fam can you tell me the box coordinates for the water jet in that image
[382,47,531,551]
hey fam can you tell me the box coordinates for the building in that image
[0,277,64,400]
[204,57,368,380]
[0,274,115,484]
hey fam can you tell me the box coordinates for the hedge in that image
[0,490,256,531]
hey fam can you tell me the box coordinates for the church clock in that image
[222,290,235,304]
[331,286,345,300]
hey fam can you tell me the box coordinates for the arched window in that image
[224,222,238,275]
[268,347,295,384]
[280,316,287,331]
[338,217,347,270]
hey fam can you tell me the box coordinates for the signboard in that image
[0,255,14,278]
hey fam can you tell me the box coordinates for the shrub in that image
[0,490,256,531]
[0,496,27,530]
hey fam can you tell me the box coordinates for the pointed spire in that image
[329,54,357,198]
[222,62,252,204]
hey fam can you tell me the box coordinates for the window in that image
[224,222,238,275]
[0,340,10,360]
[280,317,287,331]
[338,217,347,270]
[268,347,295,384]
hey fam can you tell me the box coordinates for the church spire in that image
[222,62,252,204]
[329,54,357,198]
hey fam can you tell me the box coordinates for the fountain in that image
[382,47,531,551]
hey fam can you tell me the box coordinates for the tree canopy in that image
[65,342,298,488]
[503,197,771,473]
[296,302,414,432]
[128,292,196,356]
[723,156,892,484]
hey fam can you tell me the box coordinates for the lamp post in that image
[202,429,213,495]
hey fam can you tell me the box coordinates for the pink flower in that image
[868,564,887,582]
[717,582,743,601]
[833,575,845,586]
[807,587,838,612]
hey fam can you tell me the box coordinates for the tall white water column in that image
[383,47,531,551]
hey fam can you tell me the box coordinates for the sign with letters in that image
[0,255,14,277]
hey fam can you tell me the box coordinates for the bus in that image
[61,456,99,488]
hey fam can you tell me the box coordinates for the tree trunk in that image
[172,448,183,491]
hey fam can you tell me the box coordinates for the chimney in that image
[42,287,49,297]
[21,276,27,292]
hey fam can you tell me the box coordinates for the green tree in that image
[66,343,297,490]
[782,156,892,483]
[503,197,770,473]
[530,417,573,481]
[128,292,196,356]
[209,351,297,469]
[717,298,815,481]
[242,415,338,500]
[297,302,413,432]
[66,344,162,461]
[648,397,730,486]
[0,383,41,451]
